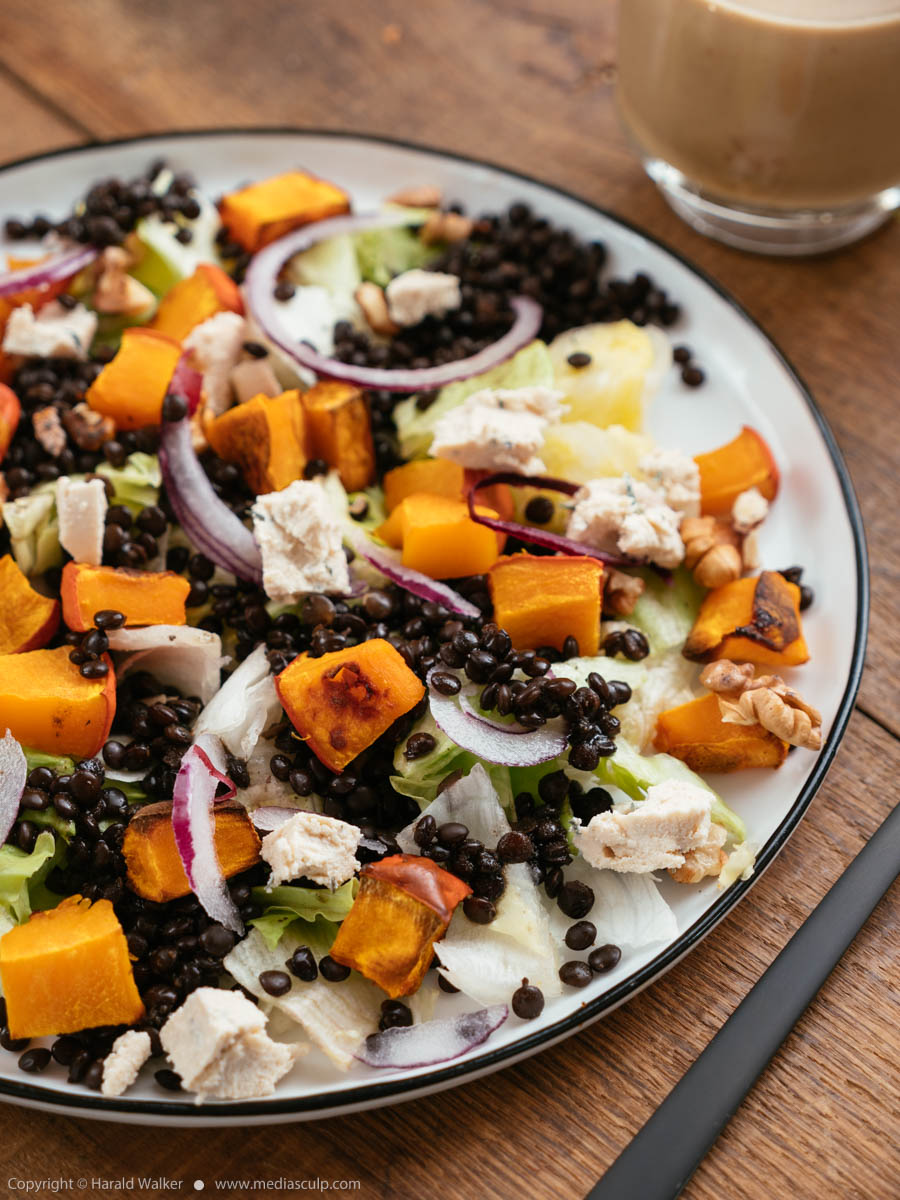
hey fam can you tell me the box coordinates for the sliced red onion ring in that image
[355,1004,508,1069]
[244,212,543,392]
[467,472,639,566]
[169,354,203,416]
[0,730,27,846]
[158,416,263,583]
[0,245,99,298]
[428,671,567,766]
[351,535,480,618]
[193,743,237,802]
[249,806,303,833]
[171,737,242,933]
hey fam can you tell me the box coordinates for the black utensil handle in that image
[587,799,900,1200]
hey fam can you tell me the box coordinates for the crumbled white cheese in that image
[230,357,281,405]
[261,811,361,889]
[56,476,107,566]
[160,987,294,1100]
[251,479,350,603]
[183,311,248,418]
[386,269,462,327]
[731,486,769,534]
[638,448,701,518]
[576,779,722,873]
[567,476,684,568]
[101,1029,152,1097]
[431,386,567,474]
[2,301,97,360]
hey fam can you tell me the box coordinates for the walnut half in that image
[700,659,822,750]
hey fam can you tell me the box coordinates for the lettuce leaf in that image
[354,223,438,288]
[97,452,161,514]
[248,879,358,949]
[393,339,554,461]
[0,831,60,924]
[24,748,75,776]
[1,487,61,576]
[627,567,706,655]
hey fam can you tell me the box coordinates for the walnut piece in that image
[32,406,67,457]
[603,567,645,616]
[63,402,115,451]
[386,185,443,208]
[420,211,475,246]
[354,282,399,336]
[681,515,742,588]
[700,659,822,750]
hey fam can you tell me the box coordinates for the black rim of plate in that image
[0,128,870,1120]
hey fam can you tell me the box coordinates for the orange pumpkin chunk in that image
[683,571,808,667]
[122,800,262,903]
[301,381,375,492]
[0,554,60,654]
[206,389,307,494]
[695,426,779,516]
[219,170,351,253]
[375,493,505,579]
[86,327,182,431]
[330,855,471,997]
[383,459,466,512]
[151,263,243,342]
[276,639,425,773]
[61,562,190,631]
[0,896,144,1038]
[654,692,788,772]
[0,645,115,758]
[0,382,21,458]
[489,553,604,655]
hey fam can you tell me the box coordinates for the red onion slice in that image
[168,354,203,416]
[158,416,263,583]
[171,737,243,933]
[467,472,639,566]
[0,730,27,846]
[428,671,567,766]
[244,212,543,392]
[355,1003,508,1069]
[351,535,480,618]
[0,245,98,298]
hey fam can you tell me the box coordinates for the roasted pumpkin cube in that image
[206,389,307,494]
[489,553,604,655]
[301,381,375,492]
[151,263,244,342]
[383,459,466,512]
[654,692,788,772]
[85,327,182,431]
[330,855,471,997]
[375,492,505,579]
[0,554,59,654]
[695,426,779,516]
[0,382,21,458]
[0,896,144,1038]
[61,562,191,631]
[275,639,425,772]
[219,170,351,253]
[683,571,808,667]
[0,645,115,758]
[122,800,261,903]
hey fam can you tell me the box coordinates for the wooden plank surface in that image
[1,2,898,1197]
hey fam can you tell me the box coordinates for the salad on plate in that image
[0,160,821,1102]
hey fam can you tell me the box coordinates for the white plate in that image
[0,131,867,1125]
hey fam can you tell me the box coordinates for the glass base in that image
[644,158,900,256]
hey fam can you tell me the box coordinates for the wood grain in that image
[0,2,897,1196]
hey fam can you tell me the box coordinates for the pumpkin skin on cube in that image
[85,327,182,431]
[0,896,144,1038]
[330,855,471,998]
[0,645,115,758]
[60,563,191,631]
[0,383,21,458]
[654,692,788,772]
[489,553,604,655]
[0,554,60,654]
[683,571,808,667]
[122,800,261,903]
[275,639,426,773]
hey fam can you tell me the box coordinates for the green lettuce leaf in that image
[1,487,61,576]
[24,748,75,776]
[0,831,60,924]
[626,566,706,654]
[394,339,554,461]
[248,879,358,949]
[354,223,438,288]
[97,452,161,514]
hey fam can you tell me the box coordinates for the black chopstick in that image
[586,797,900,1200]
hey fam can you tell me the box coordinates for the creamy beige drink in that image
[617,0,900,250]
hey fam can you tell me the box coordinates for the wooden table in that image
[2,3,898,1197]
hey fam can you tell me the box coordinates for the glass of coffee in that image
[617,0,900,255]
